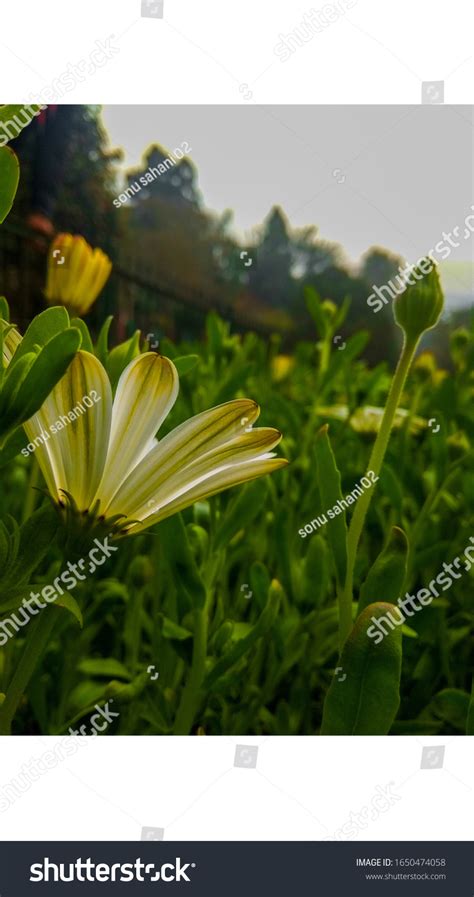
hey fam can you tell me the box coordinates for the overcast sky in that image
[102,105,474,274]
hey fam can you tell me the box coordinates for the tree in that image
[249,206,295,309]
[360,246,405,289]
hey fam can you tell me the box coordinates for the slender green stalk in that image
[339,334,419,645]
[0,606,57,735]
[172,603,208,735]
[407,450,473,579]
[21,457,41,524]
[336,583,353,653]
[125,585,145,673]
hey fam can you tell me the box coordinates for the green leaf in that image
[14,327,82,424]
[321,330,370,388]
[56,593,83,628]
[333,295,351,330]
[68,681,108,714]
[467,682,474,735]
[161,616,193,642]
[249,561,271,612]
[159,513,207,610]
[206,311,225,355]
[204,579,282,691]
[211,362,255,405]
[214,479,268,550]
[378,464,403,518]
[4,504,59,588]
[305,287,327,338]
[321,602,402,735]
[391,719,443,735]
[70,318,94,353]
[427,688,470,731]
[0,296,10,322]
[104,671,149,704]
[106,331,141,390]
[95,315,113,365]
[0,422,24,468]
[314,424,347,587]
[0,353,36,435]
[358,526,408,615]
[173,354,200,376]
[0,146,20,223]
[0,104,42,136]
[430,411,448,485]
[78,658,131,679]
[230,622,252,641]
[10,306,70,367]
[303,534,329,607]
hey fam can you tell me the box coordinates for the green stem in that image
[125,585,145,674]
[21,457,41,524]
[407,450,473,579]
[339,334,419,646]
[336,583,353,653]
[0,606,57,735]
[172,603,208,735]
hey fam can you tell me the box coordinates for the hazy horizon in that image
[102,105,473,305]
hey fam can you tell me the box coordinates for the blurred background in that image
[1,104,472,364]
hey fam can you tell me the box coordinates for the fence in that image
[0,219,299,344]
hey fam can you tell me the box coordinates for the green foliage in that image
[0,305,82,446]
[467,682,474,735]
[0,146,19,223]
[315,425,347,588]
[321,603,402,735]
[0,505,59,604]
[0,293,472,735]
[106,330,141,390]
[358,526,408,614]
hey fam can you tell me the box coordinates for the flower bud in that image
[45,233,112,317]
[450,327,470,371]
[394,262,444,342]
[213,621,234,654]
[129,555,154,588]
[412,351,437,384]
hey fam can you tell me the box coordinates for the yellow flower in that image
[271,354,294,382]
[318,404,426,435]
[24,351,287,535]
[45,234,112,317]
[413,350,437,379]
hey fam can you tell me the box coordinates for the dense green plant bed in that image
[0,283,473,735]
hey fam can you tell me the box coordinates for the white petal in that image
[97,353,178,509]
[24,351,112,511]
[105,399,261,518]
[127,455,288,534]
